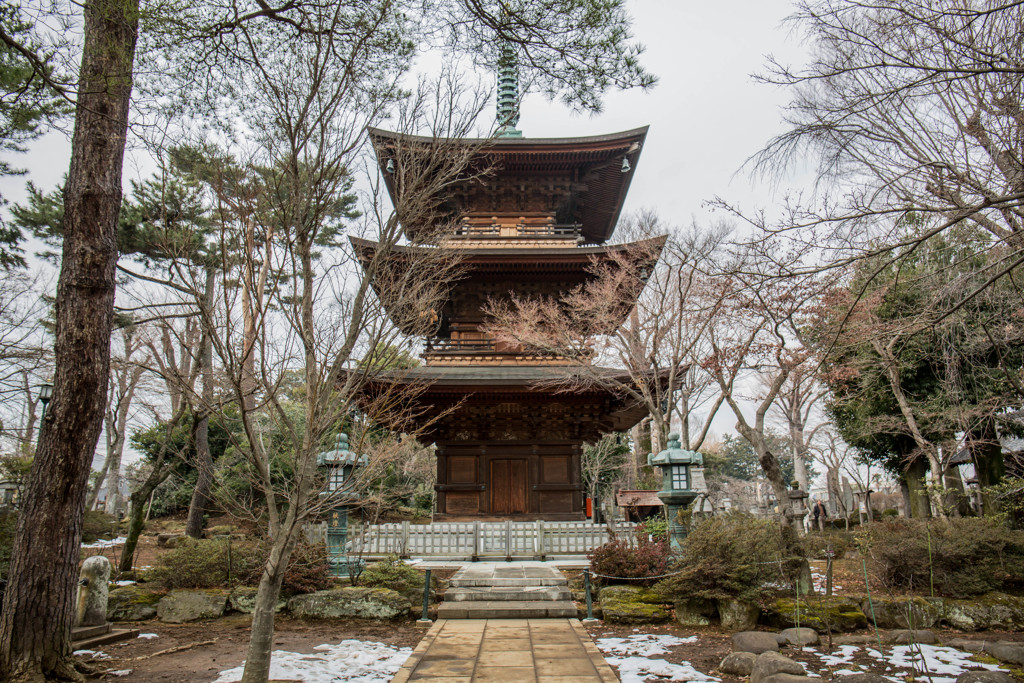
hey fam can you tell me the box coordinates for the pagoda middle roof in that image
[367,126,648,244]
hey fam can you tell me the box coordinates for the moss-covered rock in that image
[157,589,228,623]
[287,587,410,620]
[718,598,760,631]
[675,597,717,627]
[599,586,671,624]
[107,585,163,621]
[942,593,1024,631]
[764,598,867,632]
[229,586,286,614]
[862,596,943,629]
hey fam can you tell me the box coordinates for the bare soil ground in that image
[77,615,426,682]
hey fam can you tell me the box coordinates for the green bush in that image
[801,530,853,560]
[81,510,119,544]
[151,537,261,589]
[857,517,1024,597]
[638,518,668,541]
[360,554,436,604]
[588,534,671,587]
[277,541,332,595]
[656,512,805,603]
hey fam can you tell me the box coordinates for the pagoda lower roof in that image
[368,126,648,245]
[367,364,635,389]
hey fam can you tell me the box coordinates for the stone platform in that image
[392,618,617,682]
[439,562,576,619]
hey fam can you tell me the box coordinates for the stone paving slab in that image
[437,600,577,619]
[392,619,618,683]
[448,561,569,587]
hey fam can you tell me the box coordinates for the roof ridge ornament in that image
[496,39,523,138]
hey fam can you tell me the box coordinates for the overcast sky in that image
[2,0,819,468]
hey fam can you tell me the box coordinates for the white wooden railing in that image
[304,520,638,559]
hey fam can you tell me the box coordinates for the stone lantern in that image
[786,480,809,534]
[648,433,705,551]
[317,432,367,577]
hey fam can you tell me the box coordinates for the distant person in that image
[812,498,827,531]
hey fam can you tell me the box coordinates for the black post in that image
[584,568,595,621]
[418,568,432,624]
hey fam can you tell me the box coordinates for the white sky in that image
[2,0,824,474]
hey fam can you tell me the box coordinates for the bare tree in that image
[772,366,827,491]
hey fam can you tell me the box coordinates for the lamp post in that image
[317,432,367,577]
[648,432,705,552]
[36,379,54,447]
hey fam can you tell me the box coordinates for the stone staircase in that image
[438,561,577,619]
[71,623,140,650]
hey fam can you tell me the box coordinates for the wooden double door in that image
[489,458,529,515]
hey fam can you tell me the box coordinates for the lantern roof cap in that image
[649,432,703,466]
[317,432,368,467]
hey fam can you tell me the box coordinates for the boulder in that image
[750,651,805,683]
[719,651,758,675]
[832,675,892,683]
[833,635,875,646]
[107,585,162,622]
[943,594,1024,631]
[732,631,781,654]
[985,642,1024,666]
[157,589,228,623]
[156,533,184,548]
[765,598,867,632]
[779,627,819,647]
[675,597,717,627]
[760,675,809,683]
[944,639,985,652]
[956,673,1015,683]
[718,599,760,631]
[885,629,937,645]
[75,556,111,627]
[864,597,942,629]
[229,586,286,614]
[287,587,410,620]
[599,585,671,624]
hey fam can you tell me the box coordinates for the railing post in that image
[472,521,480,561]
[417,568,433,625]
[401,521,411,559]
[505,519,513,561]
[536,520,545,561]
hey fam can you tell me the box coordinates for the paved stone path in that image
[392,618,618,683]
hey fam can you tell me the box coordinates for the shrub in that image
[638,518,668,541]
[151,537,261,589]
[588,533,670,586]
[81,510,118,544]
[278,541,332,595]
[360,554,437,604]
[656,512,805,603]
[801,530,853,560]
[856,517,1024,597]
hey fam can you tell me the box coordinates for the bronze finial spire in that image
[496,40,522,138]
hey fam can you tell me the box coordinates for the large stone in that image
[985,642,1024,666]
[720,651,758,675]
[718,599,760,631]
[956,673,1015,683]
[675,597,717,627]
[750,651,805,683]
[107,585,162,622]
[833,635,875,646]
[779,627,819,647]
[760,675,809,683]
[76,556,111,627]
[287,587,410,620]
[229,586,286,614]
[885,629,937,645]
[832,675,892,683]
[944,639,985,652]
[600,585,671,624]
[865,597,942,629]
[765,598,867,632]
[157,589,228,623]
[943,594,1024,631]
[732,631,781,654]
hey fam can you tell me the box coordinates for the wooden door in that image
[490,459,528,515]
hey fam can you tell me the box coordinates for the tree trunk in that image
[185,269,216,539]
[970,417,1005,515]
[905,458,931,518]
[240,527,301,683]
[0,1,138,678]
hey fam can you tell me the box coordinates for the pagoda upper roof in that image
[367,126,648,245]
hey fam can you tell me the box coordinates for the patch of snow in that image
[834,670,861,676]
[81,536,127,548]
[113,580,136,586]
[596,634,697,657]
[73,650,110,659]
[816,645,861,667]
[810,568,843,593]
[887,644,1007,683]
[605,655,719,683]
[108,670,132,677]
[138,633,159,639]
[213,639,410,683]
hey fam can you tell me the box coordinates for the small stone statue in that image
[76,555,111,627]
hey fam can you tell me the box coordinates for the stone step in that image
[446,586,572,602]
[438,600,578,619]
[71,623,111,641]
[448,576,568,588]
[72,628,140,651]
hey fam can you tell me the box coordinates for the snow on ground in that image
[81,536,127,548]
[810,568,843,594]
[73,650,110,659]
[113,580,136,586]
[810,644,1009,683]
[213,639,410,683]
[595,634,716,683]
[138,633,159,639]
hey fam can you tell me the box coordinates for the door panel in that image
[490,459,529,515]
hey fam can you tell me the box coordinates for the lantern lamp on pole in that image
[648,432,704,551]
[317,432,367,577]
